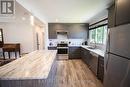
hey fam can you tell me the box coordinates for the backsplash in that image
[69,39,87,46]
[95,44,106,52]
[48,39,87,47]
[48,39,106,52]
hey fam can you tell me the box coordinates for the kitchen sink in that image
[87,46,96,49]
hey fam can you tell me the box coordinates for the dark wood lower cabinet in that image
[97,56,104,82]
[69,47,81,59]
[48,46,104,82]
[48,47,57,50]
[81,48,98,76]
[81,48,91,65]
[89,53,98,76]
[81,48,104,82]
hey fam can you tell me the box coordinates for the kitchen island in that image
[0,50,57,87]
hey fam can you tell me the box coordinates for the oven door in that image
[57,48,68,59]
[57,48,68,54]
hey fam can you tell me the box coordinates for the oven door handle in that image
[57,47,68,49]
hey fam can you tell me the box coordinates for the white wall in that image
[0,2,45,54]
[88,10,108,25]
[0,22,34,53]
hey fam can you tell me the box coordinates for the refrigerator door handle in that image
[105,29,110,71]
[106,53,109,70]
[104,53,109,71]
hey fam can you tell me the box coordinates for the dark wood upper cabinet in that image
[0,29,4,47]
[108,4,116,28]
[68,24,88,39]
[116,0,130,26]
[48,23,88,39]
[108,0,130,27]
[48,24,57,39]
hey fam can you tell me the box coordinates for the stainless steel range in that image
[57,43,68,60]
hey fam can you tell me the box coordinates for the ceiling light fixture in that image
[55,19,59,22]
[30,15,34,26]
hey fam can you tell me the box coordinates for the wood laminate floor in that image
[0,59,103,87]
[54,59,103,87]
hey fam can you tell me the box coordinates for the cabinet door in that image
[116,0,130,26]
[97,56,104,82]
[48,23,88,39]
[48,24,57,39]
[69,47,81,59]
[81,48,91,65]
[89,53,98,75]
[68,24,88,39]
[81,48,85,61]
[108,4,116,28]
[84,49,91,65]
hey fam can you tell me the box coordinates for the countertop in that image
[0,50,57,80]
[81,46,105,57]
[47,45,105,57]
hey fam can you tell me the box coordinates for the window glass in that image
[89,25,107,44]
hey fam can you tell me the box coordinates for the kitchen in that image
[0,0,130,87]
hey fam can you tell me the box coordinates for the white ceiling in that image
[16,0,114,23]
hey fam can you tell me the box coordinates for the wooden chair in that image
[2,43,20,59]
[0,59,15,66]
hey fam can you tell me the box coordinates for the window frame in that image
[89,24,108,45]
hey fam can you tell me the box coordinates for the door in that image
[36,33,40,50]
[109,24,130,58]
[104,54,129,87]
[35,25,44,50]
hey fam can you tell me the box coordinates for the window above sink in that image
[89,24,108,45]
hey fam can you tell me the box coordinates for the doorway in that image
[35,25,45,50]
[36,33,39,50]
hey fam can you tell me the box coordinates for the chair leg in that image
[8,52,10,59]
[15,51,17,58]
[3,52,5,60]
[19,50,21,57]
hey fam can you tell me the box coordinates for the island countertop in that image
[0,50,57,80]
